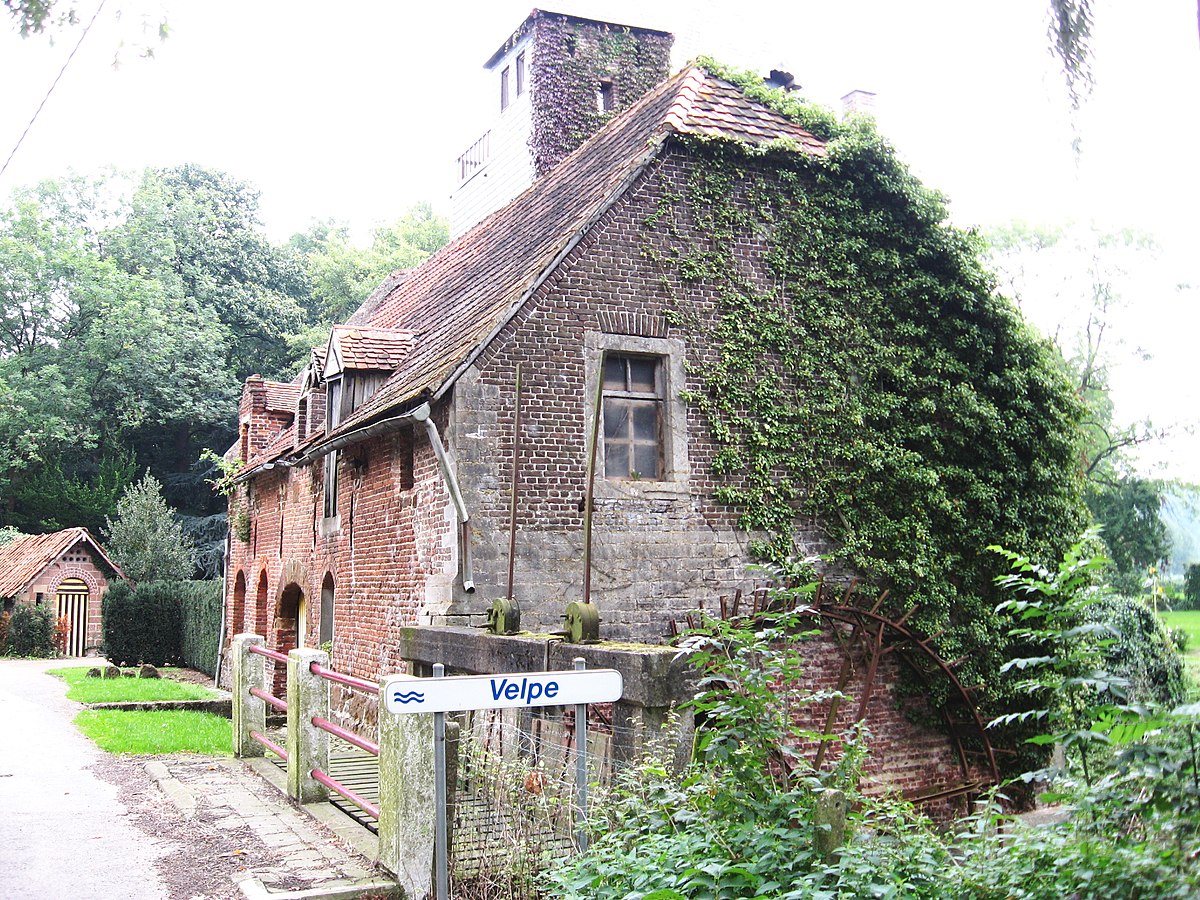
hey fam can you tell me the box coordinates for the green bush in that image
[1086,593,1186,707]
[550,551,1200,900]
[1182,563,1200,611]
[6,605,56,657]
[177,580,222,676]
[102,581,183,666]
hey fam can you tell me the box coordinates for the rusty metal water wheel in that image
[671,579,1000,807]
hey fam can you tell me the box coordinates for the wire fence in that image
[447,705,672,900]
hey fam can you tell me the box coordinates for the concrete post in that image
[377,677,436,897]
[286,647,329,803]
[231,634,265,758]
[814,789,848,859]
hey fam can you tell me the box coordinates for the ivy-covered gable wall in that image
[450,86,1085,719]
[528,15,672,177]
[636,120,1087,704]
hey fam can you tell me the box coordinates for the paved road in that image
[0,658,170,900]
[0,658,385,900]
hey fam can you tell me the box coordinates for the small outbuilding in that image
[0,528,126,656]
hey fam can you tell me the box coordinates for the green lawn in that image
[1162,610,1200,693]
[74,709,232,755]
[49,666,218,703]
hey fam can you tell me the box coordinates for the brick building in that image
[226,33,999,803]
[0,528,125,656]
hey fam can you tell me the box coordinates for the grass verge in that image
[49,666,218,703]
[74,709,232,755]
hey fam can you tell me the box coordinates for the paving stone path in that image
[0,658,392,900]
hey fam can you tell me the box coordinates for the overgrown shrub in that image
[6,605,56,657]
[0,610,9,653]
[1086,593,1186,706]
[549,558,1200,899]
[103,581,183,666]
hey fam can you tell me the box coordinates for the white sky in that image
[2,0,1198,480]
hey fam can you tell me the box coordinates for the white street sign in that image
[383,668,623,715]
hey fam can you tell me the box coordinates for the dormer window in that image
[320,326,413,522]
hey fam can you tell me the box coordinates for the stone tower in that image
[450,9,673,238]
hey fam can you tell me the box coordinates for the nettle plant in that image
[988,529,1154,789]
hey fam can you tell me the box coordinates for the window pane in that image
[605,443,630,478]
[603,398,628,439]
[627,357,657,392]
[603,356,625,390]
[631,401,658,440]
[633,443,660,480]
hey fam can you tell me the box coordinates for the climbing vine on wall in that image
[648,60,1089,713]
[529,15,671,176]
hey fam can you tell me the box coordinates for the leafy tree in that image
[0,177,237,530]
[104,472,196,582]
[109,164,308,382]
[0,524,26,545]
[290,202,448,323]
[1185,563,1200,610]
[1086,477,1170,579]
[986,222,1172,589]
[9,449,135,534]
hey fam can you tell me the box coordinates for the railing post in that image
[377,674,435,898]
[232,634,265,758]
[287,647,329,803]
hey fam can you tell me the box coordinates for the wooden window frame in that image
[601,353,664,481]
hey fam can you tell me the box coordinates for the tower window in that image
[597,79,615,112]
[501,66,511,111]
[516,51,525,96]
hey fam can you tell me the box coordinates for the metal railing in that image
[247,644,290,760]
[308,661,380,820]
[457,131,489,182]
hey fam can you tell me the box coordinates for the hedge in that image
[103,580,223,675]
[179,580,222,676]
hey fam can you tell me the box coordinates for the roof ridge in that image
[662,65,707,134]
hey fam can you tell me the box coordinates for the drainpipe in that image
[214,527,230,687]
[411,405,475,593]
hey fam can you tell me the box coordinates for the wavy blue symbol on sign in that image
[392,690,426,705]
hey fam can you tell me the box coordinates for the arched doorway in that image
[55,578,89,657]
[231,571,247,641]
[254,570,269,636]
[319,573,335,649]
[273,582,304,697]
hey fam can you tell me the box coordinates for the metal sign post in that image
[433,664,448,900]
[574,657,589,852]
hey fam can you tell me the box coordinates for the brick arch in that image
[273,558,312,615]
[230,570,247,638]
[45,565,101,598]
[253,568,271,635]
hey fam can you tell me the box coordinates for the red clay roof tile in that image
[250,67,824,467]
[0,528,125,598]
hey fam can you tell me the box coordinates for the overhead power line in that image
[1,0,108,181]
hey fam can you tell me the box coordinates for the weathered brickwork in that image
[226,142,982,801]
[225,417,454,718]
[449,147,833,641]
